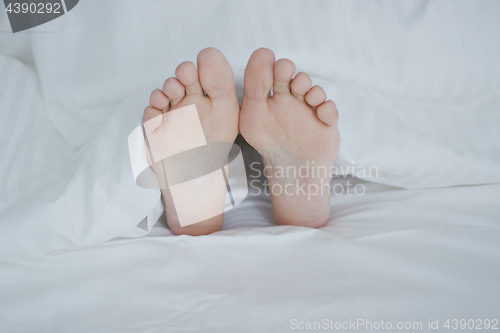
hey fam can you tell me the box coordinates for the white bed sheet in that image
[1,173,499,332]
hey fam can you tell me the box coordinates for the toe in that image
[290,72,312,101]
[142,106,164,166]
[305,85,327,107]
[243,48,275,100]
[316,100,339,126]
[273,58,295,94]
[163,77,185,106]
[197,47,236,99]
[149,89,169,110]
[143,106,163,131]
[175,61,203,96]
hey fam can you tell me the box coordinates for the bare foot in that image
[143,48,239,236]
[240,48,340,228]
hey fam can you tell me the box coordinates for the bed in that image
[1,1,499,332]
[1,168,499,331]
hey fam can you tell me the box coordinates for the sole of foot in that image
[240,48,340,228]
[144,47,240,236]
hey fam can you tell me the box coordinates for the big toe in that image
[243,48,275,100]
[197,47,236,99]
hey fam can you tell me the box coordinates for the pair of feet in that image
[144,48,340,236]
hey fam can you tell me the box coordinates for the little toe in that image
[273,58,295,94]
[290,72,312,101]
[197,47,236,99]
[163,77,185,106]
[143,106,163,132]
[149,89,169,111]
[316,100,339,126]
[175,61,203,96]
[243,48,275,101]
[305,85,327,107]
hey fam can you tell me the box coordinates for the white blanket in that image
[0,2,499,330]
[1,0,500,260]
